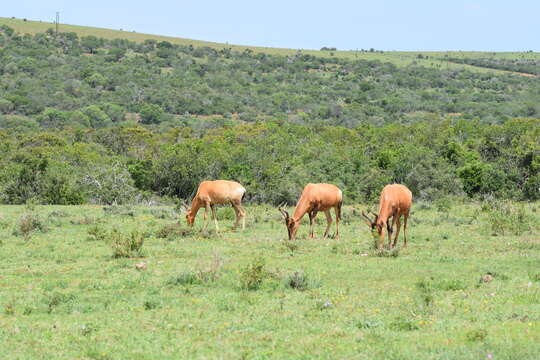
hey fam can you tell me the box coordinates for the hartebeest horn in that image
[361,211,374,223]
[278,202,290,220]
[179,199,189,212]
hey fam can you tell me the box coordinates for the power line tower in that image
[55,12,59,36]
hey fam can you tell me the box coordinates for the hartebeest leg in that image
[210,204,219,232]
[323,210,333,239]
[403,212,409,248]
[392,216,402,248]
[308,211,317,238]
[231,201,246,231]
[334,204,341,239]
[203,203,210,230]
[388,216,396,248]
[230,202,239,230]
[240,205,246,230]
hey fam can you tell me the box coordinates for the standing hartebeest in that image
[361,184,412,249]
[185,180,246,232]
[278,183,343,240]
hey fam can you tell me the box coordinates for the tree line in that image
[0,118,537,205]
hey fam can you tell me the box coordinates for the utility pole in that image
[55,12,59,36]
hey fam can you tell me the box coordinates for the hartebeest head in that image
[179,199,195,227]
[278,203,300,240]
[185,209,195,226]
[361,211,385,238]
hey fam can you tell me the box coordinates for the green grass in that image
[2,17,539,75]
[0,202,539,359]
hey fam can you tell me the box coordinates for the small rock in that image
[135,262,147,271]
[481,274,493,283]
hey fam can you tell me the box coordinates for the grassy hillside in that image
[2,17,539,75]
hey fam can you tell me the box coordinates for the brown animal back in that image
[197,180,245,204]
[303,183,342,206]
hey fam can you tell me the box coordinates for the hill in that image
[2,16,539,75]
[0,17,538,204]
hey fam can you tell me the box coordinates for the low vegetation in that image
[0,203,538,358]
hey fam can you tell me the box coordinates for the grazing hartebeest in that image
[361,184,412,249]
[278,183,343,240]
[186,180,246,232]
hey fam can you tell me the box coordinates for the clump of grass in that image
[144,208,177,219]
[437,279,468,291]
[217,207,236,220]
[0,216,9,230]
[86,225,107,241]
[390,316,419,331]
[143,299,161,310]
[167,271,201,286]
[71,216,97,225]
[13,213,48,238]
[4,302,15,315]
[516,238,540,250]
[354,318,383,330]
[155,223,195,239]
[103,205,135,217]
[239,257,268,290]
[45,292,76,314]
[465,328,488,342]
[374,247,400,258]
[284,270,320,291]
[485,200,532,235]
[282,240,298,255]
[48,210,69,218]
[434,198,451,213]
[415,278,435,313]
[529,272,540,282]
[417,277,468,292]
[168,253,224,286]
[109,229,145,258]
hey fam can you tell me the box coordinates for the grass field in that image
[1,201,539,359]
[2,17,539,75]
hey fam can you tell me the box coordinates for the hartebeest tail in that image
[278,183,343,240]
[186,180,246,232]
[362,184,412,249]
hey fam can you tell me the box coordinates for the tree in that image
[81,36,100,54]
[81,105,111,128]
[139,103,164,124]
[36,108,68,128]
[107,47,126,62]
[85,72,107,88]
[0,99,14,114]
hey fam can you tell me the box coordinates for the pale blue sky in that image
[4,1,539,51]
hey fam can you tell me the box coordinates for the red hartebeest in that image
[186,180,246,232]
[362,184,412,249]
[278,183,342,240]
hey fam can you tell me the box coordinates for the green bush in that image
[485,201,532,235]
[284,270,319,291]
[13,213,48,238]
[109,229,145,258]
[239,257,267,290]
